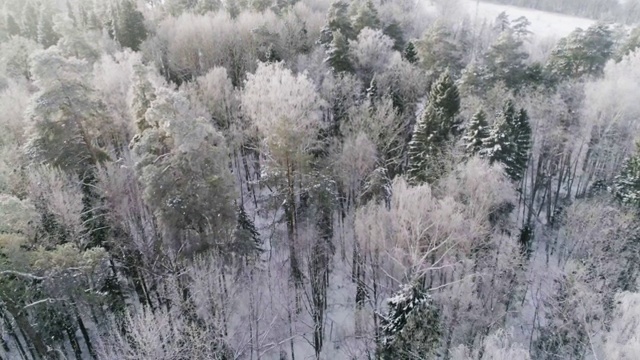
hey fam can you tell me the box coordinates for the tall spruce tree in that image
[115,0,147,51]
[482,100,531,183]
[383,22,405,51]
[37,4,59,48]
[21,1,39,41]
[325,0,355,40]
[462,109,490,156]
[6,13,21,37]
[407,71,461,184]
[403,41,418,64]
[612,143,640,206]
[129,64,157,133]
[547,23,614,79]
[324,30,353,73]
[352,0,381,34]
[66,1,77,27]
[379,282,441,359]
[484,31,529,89]
[233,203,262,258]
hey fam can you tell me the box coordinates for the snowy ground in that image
[464,0,595,37]
[423,0,595,38]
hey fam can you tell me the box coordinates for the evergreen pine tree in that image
[494,11,510,33]
[352,0,381,34]
[407,71,461,184]
[318,25,333,47]
[21,1,39,40]
[37,4,60,48]
[78,4,90,28]
[482,100,531,182]
[612,143,640,206]
[116,0,147,51]
[383,22,405,51]
[417,23,463,76]
[511,16,532,39]
[403,41,418,64]
[130,65,157,133]
[366,77,377,101]
[326,0,355,40]
[66,1,77,27]
[361,166,391,206]
[233,203,262,257]
[462,109,490,156]
[407,106,441,184]
[547,23,614,79]
[0,12,6,41]
[513,108,532,177]
[429,72,461,124]
[6,13,21,37]
[195,0,222,14]
[324,30,353,73]
[226,0,240,19]
[379,282,441,359]
[484,31,529,89]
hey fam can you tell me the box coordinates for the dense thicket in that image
[0,0,639,359]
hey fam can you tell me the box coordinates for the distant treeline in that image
[485,0,640,24]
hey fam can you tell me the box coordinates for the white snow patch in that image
[424,0,596,38]
[469,1,595,37]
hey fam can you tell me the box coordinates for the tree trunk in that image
[73,303,96,359]
[285,158,303,311]
[5,302,48,358]
[1,310,29,360]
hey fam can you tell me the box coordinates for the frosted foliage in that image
[160,12,233,76]
[319,72,362,118]
[143,88,211,151]
[53,15,101,62]
[92,51,140,138]
[451,330,530,360]
[98,307,192,360]
[28,166,84,245]
[0,36,41,80]
[242,62,324,157]
[336,132,377,190]
[96,156,158,262]
[155,11,280,79]
[603,291,640,359]
[0,145,26,195]
[194,67,238,130]
[0,82,31,145]
[29,48,90,93]
[582,51,640,178]
[376,53,425,105]
[439,157,516,228]
[556,199,633,267]
[349,28,396,74]
[133,88,235,253]
[0,195,38,236]
[343,97,403,156]
[355,178,474,278]
[25,48,121,171]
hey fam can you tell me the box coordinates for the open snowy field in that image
[424,0,596,38]
[465,0,595,37]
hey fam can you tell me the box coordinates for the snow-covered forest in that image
[1,0,640,359]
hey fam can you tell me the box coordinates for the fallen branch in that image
[0,270,45,281]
